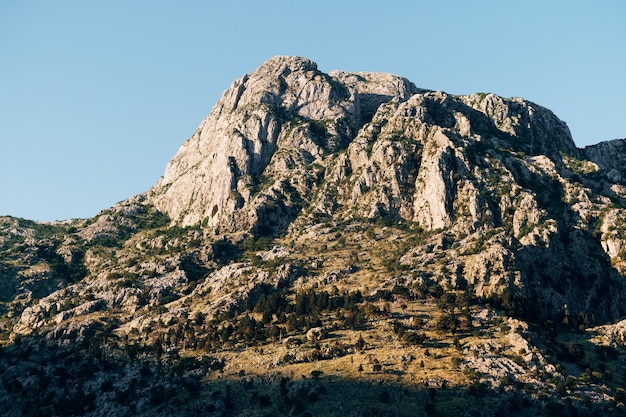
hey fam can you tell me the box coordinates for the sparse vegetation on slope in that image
[1,56,626,416]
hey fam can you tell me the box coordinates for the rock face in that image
[150,57,356,230]
[148,58,580,236]
[148,56,423,233]
[584,138,626,182]
[143,56,626,322]
[2,56,626,416]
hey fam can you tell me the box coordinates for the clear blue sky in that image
[1,1,624,222]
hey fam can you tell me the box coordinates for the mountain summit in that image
[2,56,626,416]
[148,56,422,229]
[149,56,580,232]
[144,56,626,322]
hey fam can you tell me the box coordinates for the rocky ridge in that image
[1,56,626,416]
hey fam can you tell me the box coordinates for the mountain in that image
[1,56,626,416]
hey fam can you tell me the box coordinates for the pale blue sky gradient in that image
[1,1,624,221]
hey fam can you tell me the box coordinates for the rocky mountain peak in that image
[147,57,581,235]
[139,56,626,323]
[147,56,423,230]
[2,56,626,416]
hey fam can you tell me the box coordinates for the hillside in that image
[1,56,626,416]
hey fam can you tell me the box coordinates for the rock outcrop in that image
[149,56,360,231]
[584,138,626,182]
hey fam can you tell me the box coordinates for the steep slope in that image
[1,56,626,416]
